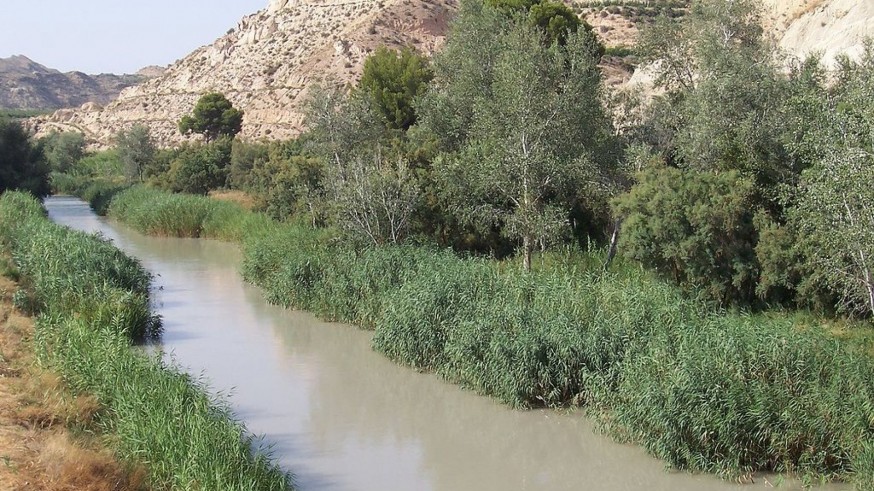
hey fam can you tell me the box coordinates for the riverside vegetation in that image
[63,184,874,487]
[19,0,874,488]
[0,192,292,490]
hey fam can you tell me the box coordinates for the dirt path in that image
[0,272,146,491]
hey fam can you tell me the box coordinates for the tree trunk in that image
[523,234,533,272]
[603,218,622,271]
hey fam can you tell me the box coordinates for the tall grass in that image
[0,191,292,491]
[88,185,874,486]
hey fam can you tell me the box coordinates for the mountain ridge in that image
[0,55,155,111]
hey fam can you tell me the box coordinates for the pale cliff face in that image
[30,0,873,147]
[33,0,456,147]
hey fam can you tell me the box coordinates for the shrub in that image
[613,166,760,306]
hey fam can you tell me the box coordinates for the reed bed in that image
[88,185,874,486]
[0,191,292,491]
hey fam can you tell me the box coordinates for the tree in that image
[358,47,434,131]
[488,0,602,52]
[784,46,874,316]
[418,1,613,270]
[0,119,50,197]
[42,131,86,173]
[305,87,419,244]
[792,149,874,316]
[635,0,790,213]
[115,125,156,183]
[178,92,244,141]
[167,137,232,195]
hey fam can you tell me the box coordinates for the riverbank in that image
[0,192,292,491]
[0,256,150,490]
[78,185,874,487]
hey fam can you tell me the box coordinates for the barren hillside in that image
[32,0,457,146]
[0,55,148,110]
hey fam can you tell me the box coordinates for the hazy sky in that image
[1,0,267,74]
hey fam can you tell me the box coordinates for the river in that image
[46,196,843,491]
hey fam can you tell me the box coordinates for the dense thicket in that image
[615,1,874,315]
[0,119,50,197]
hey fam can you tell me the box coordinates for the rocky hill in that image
[30,0,873,147]
[0,55,150,111]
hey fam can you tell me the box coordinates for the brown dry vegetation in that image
[209,189,258,210]
[0,267,147,491]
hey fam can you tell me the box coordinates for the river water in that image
[45,196,845,491]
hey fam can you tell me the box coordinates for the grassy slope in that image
[0,191,292,491]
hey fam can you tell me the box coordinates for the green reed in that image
[0,191,292,490]
[90,185,874,487]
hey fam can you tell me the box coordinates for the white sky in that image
[0,0,267,74]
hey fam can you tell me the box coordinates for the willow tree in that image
[418,0,613,270]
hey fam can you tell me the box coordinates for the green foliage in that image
[529,2,581,47]
[101,179,874,486]
[229,139,269,190]
[75,149,124,178]
[358,47,433,130]
[167,137,232,195]
[792,149,874,317]
[0,119,50,197]
[178,92,244,141]
[305,87,419,244]
[486,0,603,52]
[41,131,86,173]
[634,0,789,212]
[613,167,759,306]
[115,124,155,182]
[418,0,615,269]
[0,192,291,490]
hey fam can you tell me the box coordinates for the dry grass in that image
[0,269,147,491]
[209,189,258,210]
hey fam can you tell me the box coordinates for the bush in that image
[613,166,760,306]
[167,138,232,195]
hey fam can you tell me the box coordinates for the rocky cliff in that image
[0,55,148,111]
[31,0,873,147]
[33,0,457,146]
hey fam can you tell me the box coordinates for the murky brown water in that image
[46,196,847,491]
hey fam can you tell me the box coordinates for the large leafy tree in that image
[358,47,433,131]
[179,92,244,141]
[418,0,614,271]
[306,87,419,245]
[115,124,156,183]
[635,0,789,212]
[0,119,50,197]
[784,47,874,316]
[792,149,874,316]
[42,131,86,173]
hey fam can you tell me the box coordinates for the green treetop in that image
[178,92,244,141]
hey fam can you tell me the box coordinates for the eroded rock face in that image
[778,0,874,68]
[33,0,456,147]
